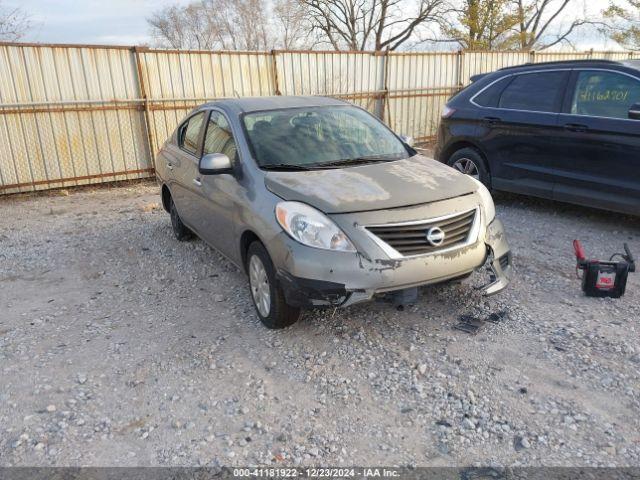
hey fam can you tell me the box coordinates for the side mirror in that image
[399,135,415,147]
[629,103,640,120]
[199,153,232,175]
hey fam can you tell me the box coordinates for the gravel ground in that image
[1,180,639,468]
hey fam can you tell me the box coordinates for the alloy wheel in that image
[452,158,480,180]
[249,255,271,317]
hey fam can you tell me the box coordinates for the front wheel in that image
[246,242,301,329]
[447,148,490,188]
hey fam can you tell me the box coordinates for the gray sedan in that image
[156,96,511,328]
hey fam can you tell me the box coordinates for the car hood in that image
[264,155,478,214]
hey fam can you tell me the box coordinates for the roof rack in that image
[498,59,621,71]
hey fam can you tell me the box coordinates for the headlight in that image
[470,178,495,223]
[275,201,356,252]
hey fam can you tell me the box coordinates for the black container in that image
[573,240,635,299]
[580,260,631,298]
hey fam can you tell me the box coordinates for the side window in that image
[498,71,567,112]
[178,112,205,155]
[571,70,640,119]
[203,111,237,160]
[473,76,511,107]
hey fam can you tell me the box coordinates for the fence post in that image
[271,50,281,96]
[379,49,390,123]
[529,50,536,64]
[132,46,156,169]
[455,49,464,91]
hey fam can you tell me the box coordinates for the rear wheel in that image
[246,241,301,329]
[447,148,490,188]
[170,198,193,241]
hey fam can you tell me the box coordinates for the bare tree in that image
[205,0,272,50]
[149,0,315,50]
[602,0,640,49]
[0,1,30,41]
[149,0,274,50]
[443,0,521,49]
[148,3,216,49]
[511,0,593,49]
[299,0,450,51]
[273,0,317,49]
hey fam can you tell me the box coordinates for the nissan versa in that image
[156,96,512,328]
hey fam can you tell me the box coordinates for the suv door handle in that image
[166,162,174,171]
[192,177,202,187]
[483,116,501,125]
[564,123,588,133]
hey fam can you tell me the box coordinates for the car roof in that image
[498,58,639,72]
[200,95,349,115]
[466,58,640,85]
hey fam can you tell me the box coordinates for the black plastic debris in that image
[485,310,507,323]
[454,310,508,334]
[454,314,484,334]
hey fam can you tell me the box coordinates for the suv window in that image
[498,71,567,112]
[571,70,640,119]
[204,111,237,160]
[473,76,511,107]
[178,112,205,155]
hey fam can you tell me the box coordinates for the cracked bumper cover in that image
[271,218,511,308]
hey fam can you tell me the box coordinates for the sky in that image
[3,0,623,50]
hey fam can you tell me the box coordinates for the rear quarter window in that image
[472,76,512,107]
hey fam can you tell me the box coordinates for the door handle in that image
[166,162,174,171]
[564,123,588,133]
[483,116,501,125]
[192,177,202,187]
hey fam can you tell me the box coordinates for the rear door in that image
[554,69,640,214]
[170,111,207,232]
[474,70,570,198]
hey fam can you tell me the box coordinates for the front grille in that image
[366,208,477,257]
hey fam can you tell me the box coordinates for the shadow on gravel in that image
[492,191,640,230]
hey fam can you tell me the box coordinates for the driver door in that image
[194,110,241,260]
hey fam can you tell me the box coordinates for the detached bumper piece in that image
[480,250,512,296]
[277,270,348,308]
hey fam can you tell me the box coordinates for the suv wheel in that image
[246,241,301,329]
[170,198,194,241]
[447,148,490,188]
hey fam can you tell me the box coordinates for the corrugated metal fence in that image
[1,43,638,194]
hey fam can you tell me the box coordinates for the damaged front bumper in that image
[271,217,512,309]
[480,218,512,296]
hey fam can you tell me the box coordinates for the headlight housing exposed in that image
[275,201,356,252]
[471,178,496,224]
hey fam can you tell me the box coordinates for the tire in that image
[447,147,490,188]
[169,197,194,241]
[246,241,301,329]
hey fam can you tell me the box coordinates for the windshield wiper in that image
[261,164,314,171]
[261,155,404,171]
[311,155,403,168]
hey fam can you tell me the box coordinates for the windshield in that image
[243,105,411,169]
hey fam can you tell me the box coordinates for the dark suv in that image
[435,60,640,215]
